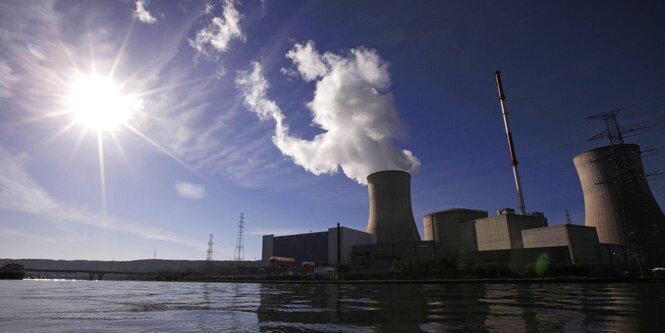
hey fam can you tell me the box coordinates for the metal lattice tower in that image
[565,209,572,225]
[206,234,214,262]
[586,109,645,144]
[585,110,665,274]
[234,213,245,261]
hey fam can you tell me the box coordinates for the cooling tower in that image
[573,144,665,265]
[366,170,421,243]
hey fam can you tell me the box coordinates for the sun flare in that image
[67,75,138,131]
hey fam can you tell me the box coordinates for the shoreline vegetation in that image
[5,258,664,283]
[181,276,665,284]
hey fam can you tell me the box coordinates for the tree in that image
[457,248,475,271]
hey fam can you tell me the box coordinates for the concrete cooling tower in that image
[573,144,665,265]
[366,170,421,243]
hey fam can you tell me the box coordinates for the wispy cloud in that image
[0,60,17,98]
[189,0,245,55]
[133,0,158,24]
[0,227,56,243]
[246,227,312,236]
[175,181,207,199]
[202,2,214,15]
[0,145,204,250]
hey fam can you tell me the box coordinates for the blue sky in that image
[1,0,664,261]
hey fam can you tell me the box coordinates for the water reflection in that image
[1,280,664,332]
[255,282,665,332]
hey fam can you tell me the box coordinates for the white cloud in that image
[0,145,203,249]
[285,41,328,81]
[203,2,214,15]
[189,0,245,55]
[236,42,420,184]
[175,181,207,199]
[133,0,157,24]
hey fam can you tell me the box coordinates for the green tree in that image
[457,248,475,271]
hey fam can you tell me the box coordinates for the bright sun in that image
[68,75,136,131]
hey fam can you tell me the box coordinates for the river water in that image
[1,280,663,332]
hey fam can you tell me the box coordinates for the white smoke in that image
[236,41,420,185]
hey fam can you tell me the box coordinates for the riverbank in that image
[183,275,665,284]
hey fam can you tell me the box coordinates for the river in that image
[1,280,663,332]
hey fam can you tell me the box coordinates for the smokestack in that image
[366,170,421,243]
[494,71,527,215]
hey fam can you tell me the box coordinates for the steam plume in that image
[236,41,419,184]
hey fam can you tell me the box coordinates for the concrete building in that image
[474,209,548,251]
[423,208,488,256]
[522,224,601,263]
[366,170,421,243]
[262,226,376,267]
[474,247,571,265]
[328,226,378,266]
[351,241,437,266]
[573,144,665,267]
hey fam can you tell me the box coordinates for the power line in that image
[565,209,572,225]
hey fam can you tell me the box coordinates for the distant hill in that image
[1,258,261,273]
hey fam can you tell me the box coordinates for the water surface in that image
[1,280,663,332]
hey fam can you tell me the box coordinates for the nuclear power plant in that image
[261,147,663,274]
[261,73,664,276]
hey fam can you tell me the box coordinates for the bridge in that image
[24,268,154,280]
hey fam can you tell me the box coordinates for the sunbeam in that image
[124,124,200,175]
[43,120,79,144]
[131,75,217,99]
[109,130,136,177]
[63,128,89,175]
[96,131,107,221]
[108,19,136,80]
[8,110,72,128]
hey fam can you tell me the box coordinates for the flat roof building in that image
[474,209,548,251]
[262,226,376,267]
[522,224,601,263]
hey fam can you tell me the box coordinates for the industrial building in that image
[474,209,548,251]
[261,226,376,268]
[423,208,488,257]
[260,141,665,272]
[351,241,437,266]
[573,143,665,267]
[257,75,665,275]
[522,224,601,263]
[261,169,420,270]
[419,208,607,264]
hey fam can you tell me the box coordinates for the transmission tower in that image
[586,109,645,144]
[206,234,214,262]
[586,110,663,275]
[565,209,572,225]
[234,213,245,261]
